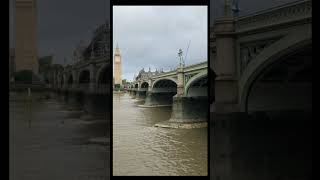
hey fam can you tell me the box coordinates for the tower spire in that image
[115,42,120,55]
[224,0,232,17]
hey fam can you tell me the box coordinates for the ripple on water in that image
[113,93,207,176]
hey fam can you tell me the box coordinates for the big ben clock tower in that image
[15,0,39,74]
[114,43,122,86]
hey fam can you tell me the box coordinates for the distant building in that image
[114,44,122,86]
[81,22,110,60]
[135,67,163,81]
[72,40,87,62]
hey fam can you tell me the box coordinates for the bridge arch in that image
[59,76,63,87]
[151,78,177,91]
[96,64,110,84]
[78,69,90,84]
[67,74,73,86]
[140,81,149,89]
[239,29,312,112]
[59,75,64,87]
[185,71,208,97]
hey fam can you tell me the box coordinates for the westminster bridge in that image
[128,61,208,124]
[42,22,112,119]
[51,54,111,119]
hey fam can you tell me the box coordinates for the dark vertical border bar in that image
[111,0,209,178]
[110,0,113,178]
[207,1,210,178]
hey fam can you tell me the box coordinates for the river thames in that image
[113,92,207,176]
[9,91,109,180]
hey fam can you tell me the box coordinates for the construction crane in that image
[184,40,191,65]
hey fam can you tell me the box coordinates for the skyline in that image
[9,0,297,66]
[113,6,208,81]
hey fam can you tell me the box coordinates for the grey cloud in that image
[113,6,208,81]
[9,0,298,72]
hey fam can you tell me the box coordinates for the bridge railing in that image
[235,0,311,33]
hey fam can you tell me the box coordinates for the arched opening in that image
[186,75,208,97]
[45,78,49,84]
[137,82,149,99]
[79,70,90,84]
[152,79,177,93]
[67,75,73,87]
[134,84,138,88]
[141,82,149,89]
[97,65,110,92]
[245,45,312,113]
[78,70,90,92]
[60,76,64,87]
[238,44,312,179]
[151,79,177,105]
[98,66,110,84]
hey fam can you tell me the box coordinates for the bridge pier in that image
[131,90,137,98]
[135,90,141,99]
[54,89,66,102]
[169,96,208,122]
[55,89,70,103]
[135,90,146,100]
[211,110,312,180]
[140,91,176,107]
[154,96,208,128]
[65,91,83,110]
[81,93,109,120]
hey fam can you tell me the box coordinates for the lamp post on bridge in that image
[224,0,240,17]
[178,48,185,68]
[177,49,185,96]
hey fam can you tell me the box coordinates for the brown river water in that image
[9,91,109,180]
[113,93,207,176]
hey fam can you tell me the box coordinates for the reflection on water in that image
[113,93,207,176]
[10,92,109,180]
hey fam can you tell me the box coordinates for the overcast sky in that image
[9,0,109,65]
[113,6,207,81]
[9,0,298,72]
